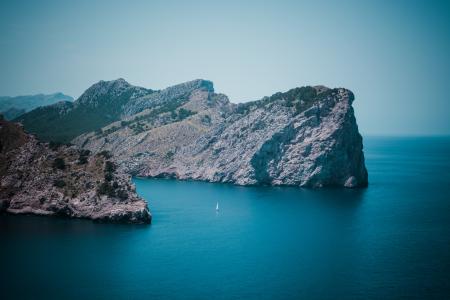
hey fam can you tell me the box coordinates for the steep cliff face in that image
[74,81,368,188]
[0,118,151,223]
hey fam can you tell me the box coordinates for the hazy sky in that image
[1,0,449,135]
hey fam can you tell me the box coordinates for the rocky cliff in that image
[0,117,151,223]
[73,79,368,188]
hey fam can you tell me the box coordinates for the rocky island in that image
[70,79,368,188]
[2,78,367,223]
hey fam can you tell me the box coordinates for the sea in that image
[1,137,449,299]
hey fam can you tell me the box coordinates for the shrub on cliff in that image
[105,172,113,181]
[97,182,115,197]
[177,108,195,120]
[165,150,174,160]
[77,149,91,165]
[53,158,66,170]
[105,161,116,173]
[117,189,128,200]
[53,179,66,188]
[98,150,112,159]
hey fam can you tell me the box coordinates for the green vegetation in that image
[119,94,195,135]
[15,88,153,143]
[177,108,195,120]
[97,179,128,200]
[97,160,119,197]
[90,93,196,137]
[53,179,66,188]
[103,160,116,181]
[280,86,317,106]
[96,125,120,137]
[235,86,321,116]
[52,158,66,170]
[117,189,128,200]
[105,161,116,173]
[97,182,115,196]
[15,85,198,142]
[165,150,175,160]
[201,114,211,124]
[104,173,113,181]
[77,149,90,165]
[130,122,146,134]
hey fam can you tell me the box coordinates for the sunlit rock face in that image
[75,80,368,188]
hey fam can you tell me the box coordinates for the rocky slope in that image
[15,79,154,143]
[0,92,73,120]
[0,117,151,223]
[73,79,368,188]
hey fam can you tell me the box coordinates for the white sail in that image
[216,202,219,211]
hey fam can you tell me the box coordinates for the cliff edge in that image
[0,117,151,223]
[74,81,368,188]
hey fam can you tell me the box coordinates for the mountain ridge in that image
[14,79,155,142]
[76,79,368,188]
[16,78,368,188]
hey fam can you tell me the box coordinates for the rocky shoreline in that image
[0,118,151,224]
[2,79,368,223]
[75,80,368,188]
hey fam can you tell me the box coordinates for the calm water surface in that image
[1,137,450,299]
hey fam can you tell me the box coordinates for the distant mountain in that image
[0,92,73,120]
[15,79,154,143]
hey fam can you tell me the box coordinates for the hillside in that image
[72,80,368,188]
[0,116,151,223]
[15,79,153,143]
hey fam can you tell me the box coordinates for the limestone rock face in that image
[0,118,151,223]
[75,82,368,188]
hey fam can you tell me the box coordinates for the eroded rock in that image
[0,119,151,223]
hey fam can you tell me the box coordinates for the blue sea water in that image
[1,137,450,299]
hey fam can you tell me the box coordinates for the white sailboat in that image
[216,201,219,211]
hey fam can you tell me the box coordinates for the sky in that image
[1,0,449,135]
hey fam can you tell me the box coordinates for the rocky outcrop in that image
[0,117,151,223]
[2,79,367,226]
[74,81,368,188]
